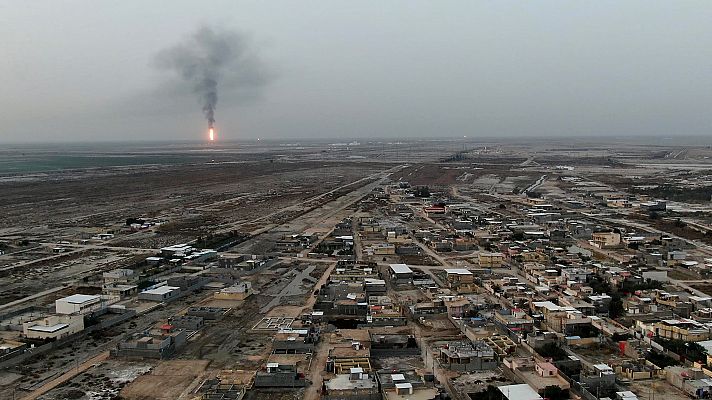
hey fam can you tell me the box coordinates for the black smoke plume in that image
[155,26,270,128]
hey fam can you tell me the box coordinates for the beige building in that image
[652,319,710,342]
[479,252,504,268]
[23,314,84,340]
[372,243,396,255]
[445,269,474,285]
[591,232,621,248]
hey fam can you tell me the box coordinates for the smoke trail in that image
[155,26,269,127]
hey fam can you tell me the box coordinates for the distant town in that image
[1,138,711,400]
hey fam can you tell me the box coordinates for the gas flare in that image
[209,127,215,141]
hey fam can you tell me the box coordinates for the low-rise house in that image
[331,262,379,283]
[445,297,472,318]
[367,297,406,327]
[438,340,496,371]
[254,360,307,388]
[615,361,657,380]
[652,318,710,341]
[494,308,535,334]
[587,294,613,314]
[409,300,447,317]
[561,267,592,283]
[103,268,136,284]
[168,315,204,331]
[166,276,208,291]
[323,369,379,400]
[370,243,396,255]
[103,283,138,298]
[216,253,244,269]
[111,327,186,359]
[23,314,84,340]
[328,342,372,374]
[444,268,474,287]
[214,282,252,300]
[369,332,419,356]
[505,357,570,396]
[0,339,27,362]
[276,234,315,252]
[377,369,439,400]
[272,332,315,354]
[497,383,543,400]
[364,278,387,296]
[666,366,712,398]
[479,252,504,268]
[592,231,621,248]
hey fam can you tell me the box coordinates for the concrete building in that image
[23,314,84,340]
[323,370,379,400]
[166,276,207,291]
[102,268,135,284]
[103,283,138,298]
[376,370,439,400]
[506,357,571,396]
[438,340,497,371]
[444,268,474,286]
[653,319,710,341]
[371,243,396,255]
[254,362,307,388]
[370,333,419,356]
[363,278,387,296]
[111,328,186,359]
[389,264,413,284]
[497,384,543,400]
[55,294,105,315]
[479,252,504,268]
[592,231,621,248]
[214,282,253,300]
[168,315,204,331]
[139,285,181,302]
[0,339,27,362]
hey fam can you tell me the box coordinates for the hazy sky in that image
[2,1,712,142]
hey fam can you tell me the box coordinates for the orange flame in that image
[209,127,215,141]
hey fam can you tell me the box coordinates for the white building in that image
[160,244,194,258]
[55,294,105,315]
[389,264,413,283]
[139,285,181,302]
[498,384,543,400]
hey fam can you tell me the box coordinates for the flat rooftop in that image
[390,264,413,274]
[60,294,101,304]
[141,286,180,295]
[384,387,439,400]
[325,374,377,391]
[445,268,473,275]
[498,384,543,400]
[28,323,69,333]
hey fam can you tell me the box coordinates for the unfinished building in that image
[438,340,497,371]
